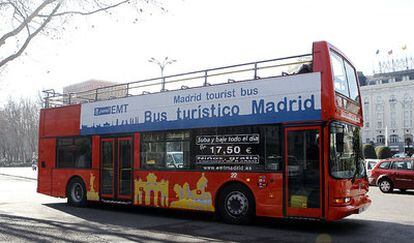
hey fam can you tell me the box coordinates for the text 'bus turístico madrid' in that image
[38,41,371,224]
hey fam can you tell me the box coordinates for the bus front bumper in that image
[327,196,372,221]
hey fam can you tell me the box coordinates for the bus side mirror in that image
[336,133,344,153]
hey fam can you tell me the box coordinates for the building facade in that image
[360,69,414,152]
[63,79,127,103]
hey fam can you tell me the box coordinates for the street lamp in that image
[389,95,413,152]
[148,56,177,91]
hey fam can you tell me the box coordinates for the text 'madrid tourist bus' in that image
[38,41,371,224]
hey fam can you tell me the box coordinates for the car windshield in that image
[330,123,365,179]
[367,161,377,170]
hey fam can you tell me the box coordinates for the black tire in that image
[218,183,255,225]
[67,177,87,207]
[378,178,393,193]
[400,189,407,193]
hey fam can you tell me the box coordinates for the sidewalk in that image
[0,167,37,180]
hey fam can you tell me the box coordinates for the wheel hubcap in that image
[71,183,84,202]
[381,181,390,191]
[225,191,248,217]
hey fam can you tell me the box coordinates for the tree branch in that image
[38,0,129,17]
[0,1,61,68]
[7,1,31,35]
[0,0,57,48]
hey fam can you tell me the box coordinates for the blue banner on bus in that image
[80,73,322,135]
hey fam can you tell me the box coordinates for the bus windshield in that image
[330,51,359,102]
[330,123,365,179]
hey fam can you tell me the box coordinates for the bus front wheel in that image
[218,183,255,225]
[67,177,87,207]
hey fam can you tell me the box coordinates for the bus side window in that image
[141,131,190,170]
[56,136,92,169]
[141,142,165,169]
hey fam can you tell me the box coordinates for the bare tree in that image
[0,98,39,165]
[0,0,164,69]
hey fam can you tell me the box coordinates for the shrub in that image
[375,146,392,159]
[363,144,377,159]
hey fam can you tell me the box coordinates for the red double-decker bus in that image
[38,41,371,224]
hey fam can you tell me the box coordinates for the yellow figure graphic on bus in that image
[170,173,215,211]
[134,173,169,207]
[86,172,99,201]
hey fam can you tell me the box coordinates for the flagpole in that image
[402,45,408,70]
[376,49,382,73]
[387,49,393,72]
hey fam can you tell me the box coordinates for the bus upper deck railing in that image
[43,54,312,108]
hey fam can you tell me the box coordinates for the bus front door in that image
[100,137,133,201]
[285,126,323,218]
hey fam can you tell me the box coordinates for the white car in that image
[392,153,407,158]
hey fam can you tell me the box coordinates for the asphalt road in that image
[0,172,414,242]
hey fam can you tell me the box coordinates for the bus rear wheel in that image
[67,177,87,207]
[218,184,255,225]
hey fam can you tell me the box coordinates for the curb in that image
[0,173,36,181]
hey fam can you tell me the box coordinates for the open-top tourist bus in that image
[38,41,370,224]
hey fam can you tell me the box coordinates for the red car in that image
[369,158,414,193]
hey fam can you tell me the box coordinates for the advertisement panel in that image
[80,72,321,135]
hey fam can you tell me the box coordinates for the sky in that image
[0,0,413,104]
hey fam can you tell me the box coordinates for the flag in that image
[402,44,407,50]
[388,50,393,55]
[376,49,380,55]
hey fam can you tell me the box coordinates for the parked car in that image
[369,158,414,193]
[392,152,407,158]
[365,159,380,184]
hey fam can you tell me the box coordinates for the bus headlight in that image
[333,197,351,205]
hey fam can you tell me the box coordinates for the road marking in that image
[0,173,36,181]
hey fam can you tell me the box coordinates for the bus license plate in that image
[358,206,367,213]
